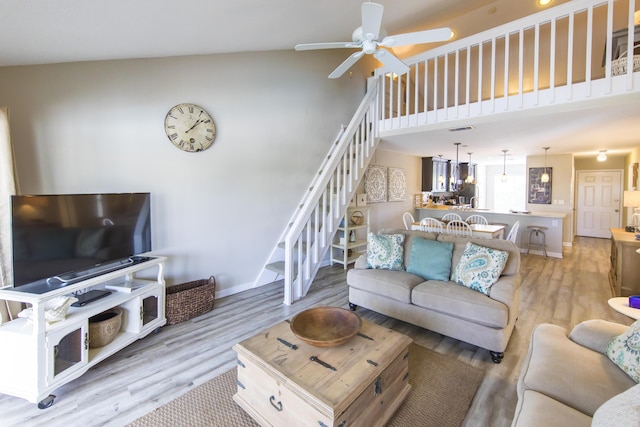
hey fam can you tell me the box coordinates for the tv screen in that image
[11,193,152,289]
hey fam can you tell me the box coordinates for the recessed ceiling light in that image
[538,0,552,6]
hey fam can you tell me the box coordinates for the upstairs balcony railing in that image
[374,0,639,131]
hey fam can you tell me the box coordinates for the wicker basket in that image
[165,276,216,325]
[88,307,123,348]
[350,211,365,225]
[612,44,640,76]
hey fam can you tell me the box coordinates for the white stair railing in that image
[273,84,379,305]
[374,0,638,131]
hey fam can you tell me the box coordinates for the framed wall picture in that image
[387,167,407,202]
[365,165,387,203]
[528,167,552,204]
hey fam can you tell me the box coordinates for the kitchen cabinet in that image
[422,157,450,192]
[460,162,477,183]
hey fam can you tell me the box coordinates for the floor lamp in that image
[623,191,640,231]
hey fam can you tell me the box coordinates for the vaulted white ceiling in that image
[1,0,638,164]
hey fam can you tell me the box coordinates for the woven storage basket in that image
[612,44,640,76]
[166,276,216,325]
[350,211,365,225]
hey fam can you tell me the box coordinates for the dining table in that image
[412,222,505,239]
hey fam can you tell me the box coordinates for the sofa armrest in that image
[569,319,628,354]
[354,255,368,270]
[488,274,520,308]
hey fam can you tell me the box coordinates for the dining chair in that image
[419,217,444,233]
[441,213,463,222]
[507,221,520,243]
[465,214,488,225]
[402,212,415,230]
[446,220,473,237]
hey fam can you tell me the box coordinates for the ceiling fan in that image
[295,1,452,79]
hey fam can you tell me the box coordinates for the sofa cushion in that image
[606,319,640,383]
[591,383,640,427]
[519,323,635,416]
[366,232,405,271]
[379,228,438,268]
[411,280,509,328]
[512,390,592,427]
[346,268,425,304]
[406,237,454,281]
[451,242,509,295]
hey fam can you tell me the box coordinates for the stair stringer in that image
[254,82,381,305]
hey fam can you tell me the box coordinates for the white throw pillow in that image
[450,242,509,295]
[606,319,640,383]
[366,232,405,271]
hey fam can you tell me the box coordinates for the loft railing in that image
[374,0,639,131]
[279,85,379,304]
[270,0,639,305]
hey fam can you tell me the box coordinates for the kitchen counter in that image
[416,207,567,219]
[415,207,567,258]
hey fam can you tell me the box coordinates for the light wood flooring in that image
[0,236,633,427]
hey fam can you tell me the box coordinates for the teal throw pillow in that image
[451,242,509,295]
[606,319,640,383]
[406,237,453,281]
[366,232,405,271]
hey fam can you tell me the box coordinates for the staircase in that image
[255,0,639,305]
[255,83,380,305]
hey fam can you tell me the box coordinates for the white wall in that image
[359,149,422,232]
[0,50,372,294]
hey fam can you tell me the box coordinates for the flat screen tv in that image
[11,192,152,290]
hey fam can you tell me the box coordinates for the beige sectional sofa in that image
[346,228,521,363]
[512,320,639,426]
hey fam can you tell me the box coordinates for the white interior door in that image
[576,170,622,238]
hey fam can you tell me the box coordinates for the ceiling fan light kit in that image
[295,2,451,79]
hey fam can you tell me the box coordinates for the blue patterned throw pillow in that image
[366,233,405,271]
[606,319,640,383]
[451,242,509,295]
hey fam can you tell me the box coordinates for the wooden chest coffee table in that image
[233,316,412,427]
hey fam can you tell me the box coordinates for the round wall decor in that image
[164,103,216,152]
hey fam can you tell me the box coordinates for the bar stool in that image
[527,225,548,258]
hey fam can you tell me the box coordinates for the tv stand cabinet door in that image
[45,322,89,388]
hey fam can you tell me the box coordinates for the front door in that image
[576,170,622,238]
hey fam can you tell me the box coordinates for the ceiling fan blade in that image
[329,51,365,79]
[380,27,452,47]
[361,2,384,41]
[295,42,357,51]
[373,49,409,76]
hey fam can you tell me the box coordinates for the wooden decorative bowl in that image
[290,307,362,347]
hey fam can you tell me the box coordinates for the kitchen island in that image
[416,207,567,258]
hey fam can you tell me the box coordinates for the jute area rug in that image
[128,344,484,427]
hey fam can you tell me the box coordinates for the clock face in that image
[164,103,216,152]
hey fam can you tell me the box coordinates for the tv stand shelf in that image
[0,256,167,408]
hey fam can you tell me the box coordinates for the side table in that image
[608,297,640,320]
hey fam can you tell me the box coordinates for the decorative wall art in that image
[528,167,552,204]
[387,167,407,202]
[365,165,388,203]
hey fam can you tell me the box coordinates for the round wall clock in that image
[164,103,216,152]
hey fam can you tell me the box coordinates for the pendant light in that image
[465,152,474,183]
[453,142,461,190]
[437,154,445,189]
[501,149,508,182]
[541,147,550,183]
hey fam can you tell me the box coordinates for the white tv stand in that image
[0,256,166,408]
